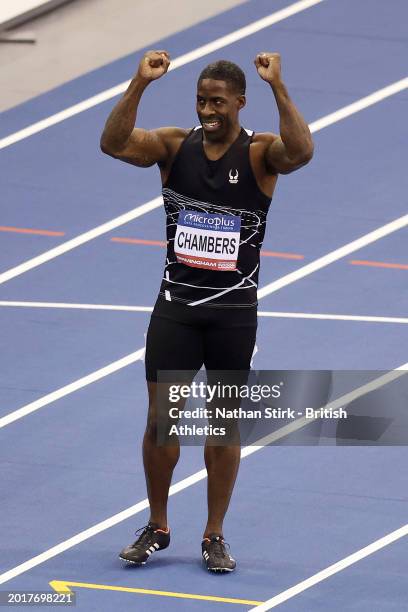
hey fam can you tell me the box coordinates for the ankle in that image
[203,529,223,539]
[149,520,169,532]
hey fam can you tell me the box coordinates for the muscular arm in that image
[100,50,173,167]
[255,53,314,175]
[266,80,314,174]
[100,76,168,166]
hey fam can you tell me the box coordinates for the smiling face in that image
[196,79,246,142]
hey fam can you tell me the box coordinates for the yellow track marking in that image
[50,580,263,606]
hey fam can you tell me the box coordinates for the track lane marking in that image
[0,362,406,585]
[350,259,408,270]
[0,197,163,286]
[1,300,408,324]
[0,301,153,312]
[0,226,65,237]
[49,580,262,605]
[257,214,408,299]
[0,348,145,429]
[308,77,408,134]
[261,250,303,259]
[247,524,408,611]
[258,311,408,324]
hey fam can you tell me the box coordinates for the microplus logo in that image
[183,212,237,230]
[229,169,239,184]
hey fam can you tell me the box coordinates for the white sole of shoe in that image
[118,555,147,565]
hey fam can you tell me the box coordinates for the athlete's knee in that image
[145,400,176,443]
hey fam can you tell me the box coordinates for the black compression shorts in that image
[145,296,257,382]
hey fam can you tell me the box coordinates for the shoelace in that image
[209,537,230,559]
[131,524,154,548]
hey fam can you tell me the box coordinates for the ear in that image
[237,95,246,110]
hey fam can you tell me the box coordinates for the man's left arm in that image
[255,52,314,174]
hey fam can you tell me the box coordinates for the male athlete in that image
[100,50,313,572]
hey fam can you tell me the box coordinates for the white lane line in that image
[309,77,408,133]
[257,214,408,299]
[258,311,408,324]
[0,301,154,313]
[0,197,163,286]
[0,0,324,151]
[247,524,408,611]
[0,361,406,585]
[1,301,408,324]
[0,348,145,429]
[0,466,206,586]
[1,83,407,289]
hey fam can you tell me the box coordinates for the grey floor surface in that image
[0,0,247,113]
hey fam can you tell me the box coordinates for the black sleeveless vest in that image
[159,126,272,308]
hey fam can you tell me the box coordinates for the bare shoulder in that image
[154,127,191,183]
[250,132,280,169]
[249,131,279,171]
[252,130,314,175]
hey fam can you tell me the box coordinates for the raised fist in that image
[254,52,281,85]
[137,50,170,82]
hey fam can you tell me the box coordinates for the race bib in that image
[174,210,241,271]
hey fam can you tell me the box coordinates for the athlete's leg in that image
[144,314,204,529]
[203,436,241,538]
[202,324,256,538]
[143,381,180,528]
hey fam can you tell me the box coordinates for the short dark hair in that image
[198,60,246,95]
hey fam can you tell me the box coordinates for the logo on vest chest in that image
[228,169,239,184]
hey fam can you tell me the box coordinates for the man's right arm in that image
[100,50,173,167]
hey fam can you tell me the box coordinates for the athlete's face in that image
[196,79,245,141]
